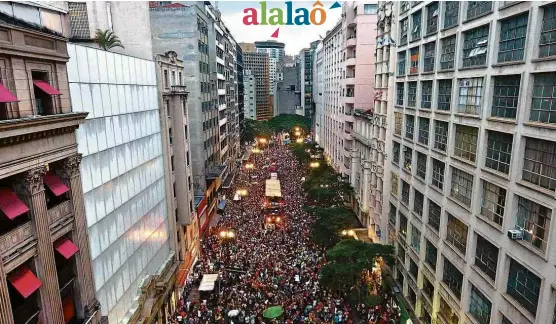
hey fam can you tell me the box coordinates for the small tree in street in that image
[309,207,359,247]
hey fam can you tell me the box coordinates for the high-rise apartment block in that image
[243,70,257,120]
[255,40,285,96]
[243,51,271,120]
[387,2,556,324]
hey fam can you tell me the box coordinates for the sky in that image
[216,1,343,55]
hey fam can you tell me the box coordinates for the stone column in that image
[57,155,100,322]
[15,166,64,324]
[0,260,14,324]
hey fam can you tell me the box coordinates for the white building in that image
[244,70,257,120]
[314,42,324,145]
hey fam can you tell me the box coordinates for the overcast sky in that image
[216,1,343,55]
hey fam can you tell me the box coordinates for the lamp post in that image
[236,189,248,214]
[309,161,320,169]
[296,138,303,144]
[341,229,356,238]
[219,229,236,240]
[245,163,254,178]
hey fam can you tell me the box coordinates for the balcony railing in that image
[0,221,34,260]
[58,265,76,293]
[47,200,73,227]
[171,85,187,93]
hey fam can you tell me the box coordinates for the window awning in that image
[55,238,79,259]
[0,187,29,220]
[44,172,70,196]
[33,80,62,95]
[0,84,18,103]
[7,266,42,298]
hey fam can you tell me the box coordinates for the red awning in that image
[33,80,62,95]
[44,172,70,196]
[55,239,79,259]
[7,266,42,298]
[0,187,29,220]
[0,84,18,103]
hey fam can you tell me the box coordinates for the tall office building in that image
[0,3,99,323]
[150,1,241,238]
[237,44,245,138]
[243,70,257,120]
[239,42,256,53]
[387,2,556,324]
[313,42,325,145]
[243,52,271,120]
[299,41,319,119]
[255,40,285,96]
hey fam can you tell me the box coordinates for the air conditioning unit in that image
[508,229,523,240]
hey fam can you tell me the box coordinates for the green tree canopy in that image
[95,29,124,51]
[309,207,360,247]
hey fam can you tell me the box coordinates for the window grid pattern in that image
[480,181,506,227]
[516,196,552,253]
[68,2,91,39]
[432,159,445,190]
[418,117,430,146]
[411,225,421,252]
[507,259,541,314]
[405,115,415,140]
[412,11,422,41]
[398,51,407,76]
[393,141,401,165]
[485,131,513,174]
[397,82,404,106]
[434,120,448,151]
[395,112,403,135]
[463,26,489,67]
[410,47,420,74]
[423,42,436,72]
[389,203,397,225]
[531,73,556,124]
[467,2,492,20]
[426,2,439,35]
[440,36,456,70]
[458,78,484,115]
[540,4,556,58]
[492,75,520,119]
[444,2,459,29]
[437,79,452,111]
[402,181,410,205]
[391,172,399,196]
[446,213,468,254]
[428,200,441,231]
[408,82,417,107]
[425,240,437,269]
[451,168,473,207]
[416,152,427,180]
[454,125,478,163]
[413,189,424,216]
[469,286,492,324]
[400,18,409,46]
[522,137,556,191]
[498,14,528,62]
[421,81,432,109]
[443,259,463,299]
[475,235,499,281]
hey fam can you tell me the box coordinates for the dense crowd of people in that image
[171,141,401,323]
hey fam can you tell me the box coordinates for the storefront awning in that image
[0,187,29,220]
[7,266,42,298]
[0,84,18,103]
[44,172,70,196]
[217,200,226,210]
[55,238,79,259]
[33,80,62,95]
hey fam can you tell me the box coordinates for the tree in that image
[310,207,359,247]
[95,29,124,51]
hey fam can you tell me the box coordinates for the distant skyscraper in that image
[243,52,271,120]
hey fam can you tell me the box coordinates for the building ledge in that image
[0,112,88,141]
[205,164,227,180]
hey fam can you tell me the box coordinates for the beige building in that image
[388,2,556,324]
[0,2,100,324]
[239,42,256,53]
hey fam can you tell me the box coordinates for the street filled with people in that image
[172,140,401,323]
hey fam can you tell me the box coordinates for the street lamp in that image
[245,163,254,178]
[220,229,236,240]
[294,131,301,137]
[236,189,248,197]
[341,229,356,237]
[296,138,303,144]
[309,161,320,168]
[252,148,261,154]
[295,127,300,132]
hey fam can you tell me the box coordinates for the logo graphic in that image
[243,1,328,26]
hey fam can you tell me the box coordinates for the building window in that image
[426,2,439,35]
[68,2,91,39]
[454,125,478,163]
[480,180,506,227]
[414,188,424,216]
[428,199,441,231]
[458,77,484,115]
[531,73,556,124]
[400,18,409,46]
[389,203,397,225]
[434,120,448,152]
[398,51,407,76]
[395,112,403,135]
[463,25,489,67]
[451,168,473,207]
[522,137,556,191]
[485,131,513,174]
[492,75,520,119]
[421,81,432,109]
[425,240,437,269]
[164,70,169,88]
[418,117,430,146]
[416,152,427,180]
[402,181,410,205]
[475,234,499,281]
[444,1,459,29]
[393,141,401,165]
[437,79,452,111]
[411,10,422,41]
[440,36,456,70]
[397,82,405,106]
[411,225,421,252]
[507,259,541,314]
[399,212,408,236]
[469,286,492,324]
[432,159,445,190]
[410,47,420,74]
[405,115,415,140]
[516,196,551,253]
[498,14,528,62]
[467,1,492,20]
[446,213,468,254]
[400,1,410,13]
[423,42,436,72]
[391,172,399,196]
[443,258,463,299]
[364,4,378,14]
[439,296,459,324]
[540,4,556,58]
[408,82,417,107]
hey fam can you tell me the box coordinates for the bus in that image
[264,179,283,229]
